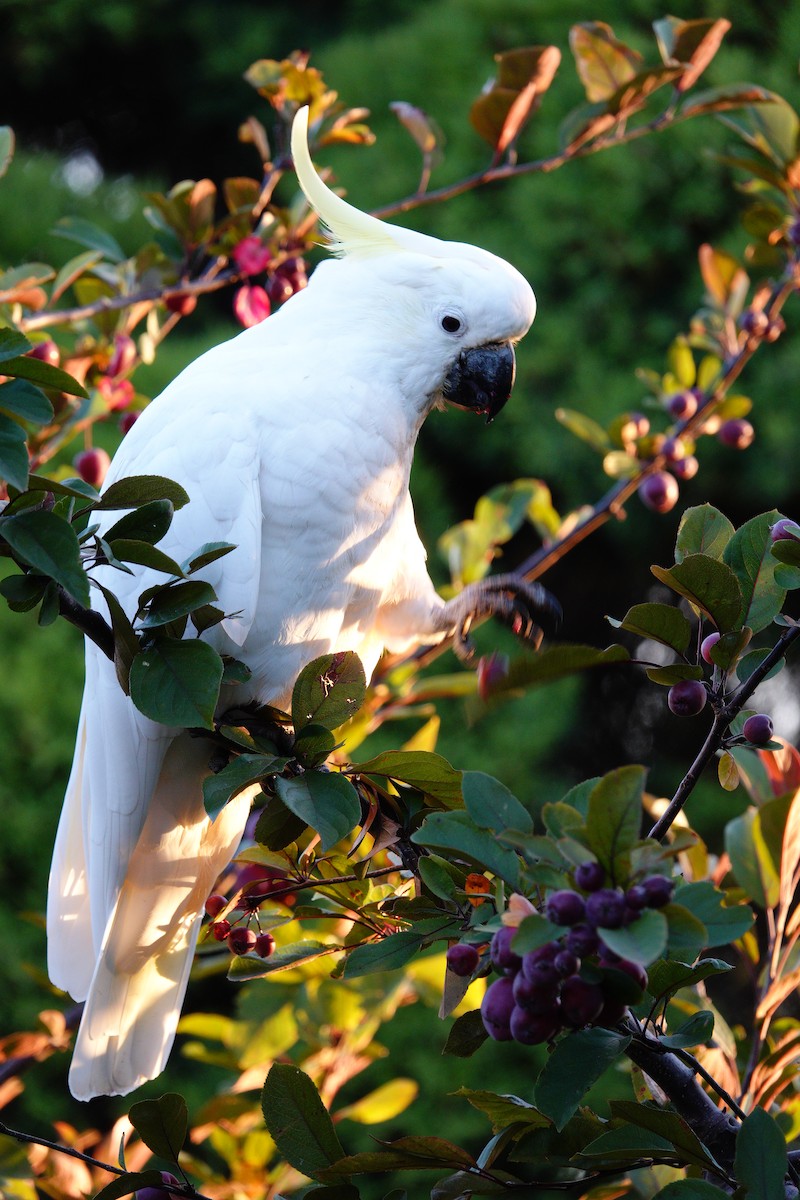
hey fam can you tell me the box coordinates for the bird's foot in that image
[443,572,561,662]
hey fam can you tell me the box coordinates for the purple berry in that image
[642,875,674,908]
[743,713,774,745]
[662,436,688,463]
[718,418,754,450]
[585,889,627,930]
[559,976,605,1027]
[512,971,560,1014]
[770,518,800,543]
[639,472,679,514]
[481,976,515,1040]
[625,884,649,911]
[545,889,586,927]
[510,1005,560,1045]
[575,861,605,892]
[447,943,480,978]
[554,949,580,976]
[566,925,600,956]
[700,632,721,664]
[667,390,699,421]
[671,455,699,481]
[522,956,561,988]
[490,926,522,976]
[668,679,707,717]
[612,958,649,990]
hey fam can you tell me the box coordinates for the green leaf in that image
[503,643,630,691]
[92,1171,173,1200]
[734,1107,787,1200]
[0,126,14,179]
[228,939,332,979]
[0,572,47,612]
[96,475,190,511]
[661,1009,715,1049]
[663,903,709,961]
[609,1100,720,1171]
[535,1028,631,1130]
[456,1089,549,1134]
[129,638,223,729]
[725,809,779,908]
[254,797,309,852]
[52,215,126,261]
[107,539,185,577]
[292,651,366,731]
[735,647,784,685]
[675,504,735,562]
[51,249,104,302]
[139,580,217,627]
[183,540,236,572]
[0,353,88,398]
[586,765,645,877]
[597,908,667,965]
[462,771,531,833]
[0,379,53,424]
[318,1137,475,1180]
[723,511,785,634]
[128,1092,188,1162]
[355,750,462,807]
[0,328,30,361]
[512,913,563,954]
[203,752,289,818]
[262,1063,345,1180]
[577,1124,675,1165]
[673,881,754,945]
[651,554,743,633]
[412,810,520,887]
[555,406,610,450]
[105,499,175,545]
[417,855,459,902]
[645,664,704,686]
[0,412,30,491]
[569,22,640,102]
[344,931,430,979]
[611,602,692,654]
[442,1010,488,1058]
[336,1078,418,1125]
[275,771,361,852]
[647,958,732,1006]
[1,508,89,605]
[651,1181,732,1200]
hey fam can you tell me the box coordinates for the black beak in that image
[442,341,516,424]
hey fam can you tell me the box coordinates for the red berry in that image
[73,448,111,487]
[165,292,198,316]
[770,518,800,543]
[227,927,257,955]
[232,235,272,276]
[668,679,707,717]
[666,390,698,421]
[255,932,276,958]
[27,339,60,367]
[119,411,139,435]
[481,976,515,1040]
[718,418,754,450]
[700,632,721,664]
[639,472,679,514]
[106,334,137,378]
[205,894,227,919]
[743,713,774,745]
[447,942,480,977]
[476,651,509,701]
[233,284,271,327]
[211,919,231,941]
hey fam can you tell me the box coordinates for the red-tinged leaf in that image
[680,83,775,120]
[698,243,749,309]
[223,176,261,213]
[470,88,519,148]
[761,739,800,797]
[653,17,730,91]
[189,179,217,239]
[756,965,800,1023]
[570,22,641,102]
[494,47,562,157]
[51,249,104,303]
[779,789,800,917]
[319,1137,476,1179]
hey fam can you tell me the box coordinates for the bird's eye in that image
[441,314,462,334]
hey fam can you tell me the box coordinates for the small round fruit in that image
[662,436,687,463]
[27,339,60,367]
[255,932,276,958]
[639,472,679,514]
[625,884,649,911]
[204,894,227,919]
[522,956,560,988]
[566,924,599,956]
[671,455,699,481]
[481,976,515,1040]
[73,447,111,488]
[211,919,231,941]
[512,971,560,1014]
[447,943,480,978]
[490,926,522,976]
[510,1004,560,1045]
[119,411,139,435]
[666,390,698,421]
[740,308,770,337]
[668,679,707,717]
[227,927,257,955]
[476,651,509,701]
[700,632,721,664]
[770,518,800,543]
[606,957,648,990]
[718,418,754,450]
[559,976,605,1027]
[554,949,580,977]
[135,1173,180,1200]
[575,861,605,892]
[642,875,674,908]
[545,889,586,927]
[166,292,198,315]
[743,713,774,745]
[585,889,626,930]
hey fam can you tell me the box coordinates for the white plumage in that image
[47,107,538,1099]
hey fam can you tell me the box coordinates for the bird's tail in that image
[68,734,254,1101]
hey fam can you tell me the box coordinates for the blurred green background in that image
[3,0,800,1189]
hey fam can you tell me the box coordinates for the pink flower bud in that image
[233,284,271,328]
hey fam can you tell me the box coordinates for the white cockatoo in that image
[47,106,555,1100]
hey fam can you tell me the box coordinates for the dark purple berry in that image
[625,884,649,911]
[741,308,770,337]
[662,436,688,463]
[718,418,754,450]
[490,925,522,976]
[554,950,580,977]
[611,958,649,990]
[666,390,698,421]
[447,943,480,978]
[770,518,800,543]
[596,995,628,1028]
[575,861,605,892]
[559,976,605,1027]
[671,455,699,481]
[481,976,515,1041]
[668,679,707,717]
[526,941,560,964]
[545,889,586,927]
[566,924,600,956]
[639,472,679,513]
[510,1005,560,1045]
[135,1174,180,1200]
[512,971,560,1014]
[227,927,257,955]
[522,957,561,988]
[642,875,674,908]
[585,889,627,930]
[743,713,774,745]
[255,932,276,958]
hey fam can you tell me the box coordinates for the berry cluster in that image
[473,870,672,1046]
[203,868,297,960]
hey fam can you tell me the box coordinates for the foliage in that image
[3,15,800,1200]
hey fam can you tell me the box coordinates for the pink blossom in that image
[234,284,271,328]
[232,235,272,277]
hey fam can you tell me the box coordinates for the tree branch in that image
[57,586,115,660]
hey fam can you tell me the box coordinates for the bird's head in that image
[291,107,535,423]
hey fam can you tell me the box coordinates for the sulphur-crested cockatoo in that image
[47,106,555,1100]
